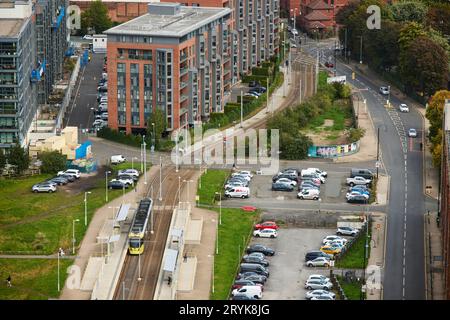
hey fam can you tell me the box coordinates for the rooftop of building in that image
[105,3,231,38]
[0,18,25,38]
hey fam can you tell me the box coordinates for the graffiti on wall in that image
[308,142,359,158]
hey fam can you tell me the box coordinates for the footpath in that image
[347,60,443,299]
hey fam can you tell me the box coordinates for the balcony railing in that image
[180,52,188,62]
[180,94,188,103]
[180,81,188,89]
[180,67,189,76]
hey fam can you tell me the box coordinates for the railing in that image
[180,81,188,89]
[56,56,80,130]
[180,67,189,76]
[180,94,188,103]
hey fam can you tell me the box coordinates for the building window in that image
[118,101,126,112]
[117,63,125,73]
[118,113,126,125]
[143,50,152,60]
[130,63,139,74]
[132,114,140,125]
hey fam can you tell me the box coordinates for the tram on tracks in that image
[128,198,153,255]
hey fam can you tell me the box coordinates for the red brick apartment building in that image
[439,99,450,299]
[104,3,232,134]
[70,0,152,23]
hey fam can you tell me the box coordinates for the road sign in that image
[375,161,381,168]
[329,260,335,267]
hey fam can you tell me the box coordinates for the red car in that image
[232,280,264,291]
[325,61,334,68]
[254,221,279,230]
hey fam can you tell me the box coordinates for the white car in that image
[306,257,330,267]
[118,169,140,178]
[82,35,93,40]
[408,128,417,137]
[225,186,250,198]
[291,28,298,36]
[379,86,390,95]
[337,226,359,236]
[110,178,134,186]
[305,289,336,300]
[32,183,57,193]
[399,103,409,112]
[307,274,330,283]
[346,191,369,200]
[305,279,333,290]
[231,173,251,182]
[111,154,126,164]
[253,229,277,238]
[244,92,259,99]
[276,178,297,187]
[311,295,335,300]
[93,119,106,127]
[234,170,253,179]
[57,169,81,179]
[322,235,347,245]
[303,168,328,178]
[231,285,262,299]
[297,188,320,200]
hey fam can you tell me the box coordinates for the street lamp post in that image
[176,130,179,173]
[377,127,380,179]
[266,76,270,113]
[159,156,162,201]
[290,8,297,43]
[178,176,181,205]
[359,35,363,64]
[131,156,138,170]
[105,171,111,202]
[57,249,61,292]
[72,219,80,254]
[151,123,155,151]
[143,135,147,185]
[84,191,92,226]
[240,90,243,127]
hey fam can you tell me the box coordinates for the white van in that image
[224,186,250,198]
[111,155,126,164]
[231,285,262,299]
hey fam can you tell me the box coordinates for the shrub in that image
[39,151,67,174]
[346,127,366,143]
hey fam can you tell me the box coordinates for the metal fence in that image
[55,56,80,130]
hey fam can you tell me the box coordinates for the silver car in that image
[32,183,57,193]
[306,257,330,267]
[305,289,336,300]
[304,279,333,290]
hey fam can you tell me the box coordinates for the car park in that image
[231,286,262,299]
[305,289,336,300]
[408,128,417,137]
[297,188,320,200]
[306,257,330,267]
[379,86,390,95]
[399,103,409,112]
[346,176,371,187]
[322,236,347,245]
[275,177,297,187]
[253,229,277,238]
[305,279,332,291]
[32,183,57,193]
[225,186,250,198]
[111,154,126,164]
[272,182,294,191]
[57,169,81,179]
[337,226,359,236]
[108,180,129,189]
[254,221,279,230]
[242,255,270,267]
[246,244,275,256]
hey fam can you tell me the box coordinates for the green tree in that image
[7,144,29,174]
[426,90,450,140]
[401,36,449,97]
[425,2,450,36]
[81,0,113,35]
[147,109,167,148]
[38,151,67,174]
[0,149,6,172]
[390,0,428,23]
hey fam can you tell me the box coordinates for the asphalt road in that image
[303,38,426,299]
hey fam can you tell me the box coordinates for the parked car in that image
[308,274,331,283]
[297,188,320,200]
[248,90,261,97]
[379,86,390,95]
[337,226,359,236]
[272,182,294,191]
[348,185,369,195]
[290,28,298,36]
[46,176,68,186]
[322,235,347,245]
[254,221,279,230]
[246,244,275,256]
[325,61,334,68]
[249,80,260,87]
[350,168,373,180]
[346,191,369,200]
[306,257,330,267]
[301,171,325,183]
[59,173,76,182]
[302,168,327,178]
[118,169,140,178]
[311,295,335,300]
[57,169,81,179]
[320,244,342,255]
[399,103,409,112]
[225,187,250,198]
[93,119,106,127]
[300,182,320,190]
[231,286,262,299]
[305,279,332,291]
[275,177,297,187]
[244,92,259,99]
[250,86,267,93]
[305,250,332,262]
[224,181,248,190]
[240,274,267,285]
[408,128,417,137]
[82,35,93,40]
[300,177,321,186]
[110,177,134,186]
[347,194,369,204]
[231,173,251,182]
[346,176,371,187]
[32,183,57,193]
[232,170,253,179]
[305,289,336,300]
[247,252,266,260]
[231,294,257,300]
[328,239,347,247]
[253,229,277,238]
[232,280,262,290]
[239,263,270,277]
[272,172,298,182]
[108,180,129,190]
[111,154,126,164]
[242,255,269,267]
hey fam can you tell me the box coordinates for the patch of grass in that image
[211,208,260,300]
[0,163,151,254]
[0,259,72,300]
[336,275,364,300]
[335,229,371,269]
[197,169,230,206]
[369,176,378,204]
[326,133,341,141]
[307,106,348,131]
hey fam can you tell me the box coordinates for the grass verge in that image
[335,228,371,269]
[211,208,260,300]
[0,259,72,300]
[197,169,230,206]
[336,275,364,300]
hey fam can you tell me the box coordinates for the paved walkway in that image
[0,255,75,260]
[60,165,158,300]
[366,212,386,300]
[424,211,445,299]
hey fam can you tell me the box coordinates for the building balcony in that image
[180,67,189,76]
[180,52,188,62]
[0,50,17,56]
[180,94,188,103]
[180,81,188,89]
[0,65,16,70]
